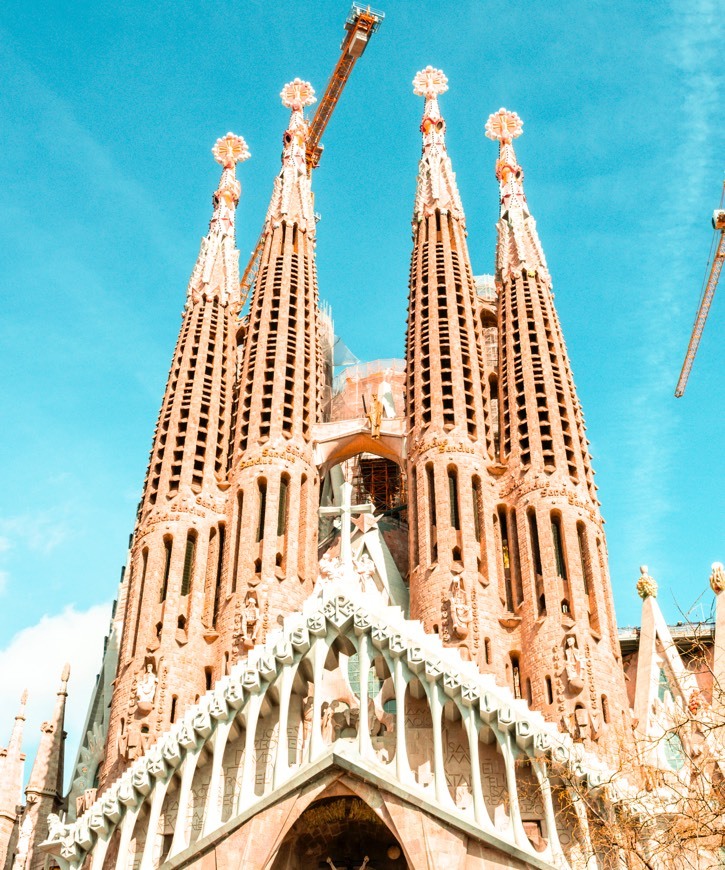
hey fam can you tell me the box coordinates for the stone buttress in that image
[485,109,629,747]
[219,81,326,657]
[405,68,500,672]
[99,134,251,788]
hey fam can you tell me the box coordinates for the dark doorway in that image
[270,796,407,870]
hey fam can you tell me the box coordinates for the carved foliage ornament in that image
[636,565,658,599]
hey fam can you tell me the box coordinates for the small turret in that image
[0,692,28,869]
[19,667,69,870]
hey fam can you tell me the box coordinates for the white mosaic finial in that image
[412,66,448,99]
[212,133,251,169]
[710,561,725,594]
[485,108,523,143]
[280,78,316,110]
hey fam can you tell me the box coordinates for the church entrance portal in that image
[270,796,407,870]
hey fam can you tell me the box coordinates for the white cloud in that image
[0,513,71,555]
[0,603,112,793]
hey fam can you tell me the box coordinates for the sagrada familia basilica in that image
[1,26,723,870]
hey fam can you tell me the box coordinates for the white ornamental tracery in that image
[42,580,612,870]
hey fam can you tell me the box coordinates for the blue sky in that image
[0,0,722,778]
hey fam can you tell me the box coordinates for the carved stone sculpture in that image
[636,565,658,600]
[136,663,158,713]
[448,575,471,640]
[564,636,584,693]
[241,591,260,649]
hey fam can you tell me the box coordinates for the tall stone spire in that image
[187,133,250,309]
[0,692,28,869]
[100,134,250,789]
[222,80,326,648]
[406,68,498,668]
[20,667,69,870]
[412,66,465,223]
[486,111,628,748]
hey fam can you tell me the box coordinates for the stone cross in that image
[319,481,374,576]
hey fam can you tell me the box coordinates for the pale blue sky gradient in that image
[0,0,722,770]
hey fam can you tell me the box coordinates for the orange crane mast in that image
[239,4,384,311]
[674,182,725,398]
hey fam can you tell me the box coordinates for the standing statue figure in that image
[378,369,396,418]
[355,553,376,592]
[367,393,384,439]
[448,575,472,639]
[564,636,584,692]
[241,591,260,649]
[136,663,158,712]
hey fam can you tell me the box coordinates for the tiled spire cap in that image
[265,79,317,233]
[412,66,465,223]
[186,133,249,309]
[486,108,549,279]
[485,108,527,215]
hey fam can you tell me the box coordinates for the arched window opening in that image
[132,548,148,657]
[497,506,514,612]
[509,508,523,606]
[170,696,178,724]
[528,509,545,615]
[231,493,243,593]
[551,514,568,581]
[426,464,437,562]
[526,678,532,704]
[448,466,460,530]
[484,637,492,664]
[601,694,610,724]
[578,522,599,631]
[160,537,172,602]
[545,676,554,705]
[277,473,289,537]
[472,476,482,542]
[181,531,197,597]
[177,615,186,631]
[411,467,419,567]
[205,667,213,692]
[256,478,267,542]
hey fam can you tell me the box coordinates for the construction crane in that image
[674,182,725,398]
[238,4,384,312]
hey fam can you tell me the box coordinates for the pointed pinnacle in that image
[60,663,70,691]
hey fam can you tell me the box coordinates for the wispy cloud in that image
[0,512,72,555]
[618,0,721,567]
[0,603,112,791]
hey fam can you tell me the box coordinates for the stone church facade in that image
[1,63,723,870]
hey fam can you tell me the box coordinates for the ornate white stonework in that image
[43,576,613,870]
[412,67,465,224]
[486,108,550,282]
[265,79,317,234]
[186,133,249,309]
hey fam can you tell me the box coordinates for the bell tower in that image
[219,80,326,657]
[405,68,499,668]
[486,109,629,743]
[99,133,250,787]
